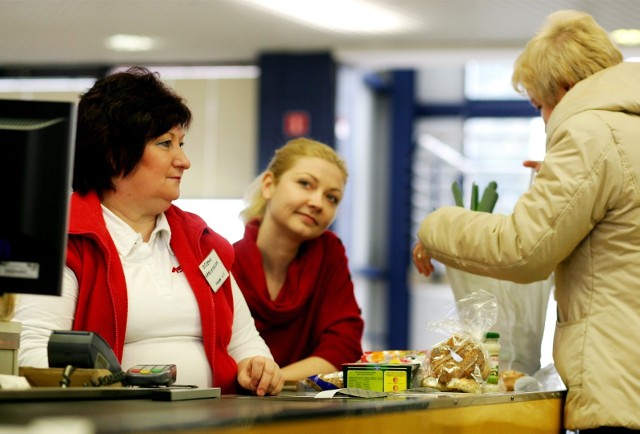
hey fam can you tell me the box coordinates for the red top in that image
[232,220,364,369]
[65,191,239,393]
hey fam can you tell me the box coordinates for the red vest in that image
[66,192,239,393]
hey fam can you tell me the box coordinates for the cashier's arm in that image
[281,356,337,382]
[229,276,284,395]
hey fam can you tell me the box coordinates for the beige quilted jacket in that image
[417,62,640,430]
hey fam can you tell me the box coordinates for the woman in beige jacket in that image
[413,10,640,432]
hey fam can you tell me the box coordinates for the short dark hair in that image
[73,66,192,195]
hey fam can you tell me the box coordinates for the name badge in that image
[199,249,229,293]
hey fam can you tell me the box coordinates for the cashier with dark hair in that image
[13,66,284,396]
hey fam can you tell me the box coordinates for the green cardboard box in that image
[343,363,417,392]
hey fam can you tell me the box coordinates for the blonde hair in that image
[512,10,623,108]
[240,137,348,223]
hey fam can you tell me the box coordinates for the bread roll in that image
[499,369,526,391]
[428,334,488,388]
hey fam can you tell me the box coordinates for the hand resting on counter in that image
[237,356,284,396]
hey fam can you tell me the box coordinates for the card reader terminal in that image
[126,364,177,387]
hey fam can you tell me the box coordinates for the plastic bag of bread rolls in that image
[422,290,498,393]
[423,333,490,393]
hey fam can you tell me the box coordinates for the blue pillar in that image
[386,70,415,349]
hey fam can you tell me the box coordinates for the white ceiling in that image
[2,0,640,71]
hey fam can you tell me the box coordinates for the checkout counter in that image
[0,387,565,433]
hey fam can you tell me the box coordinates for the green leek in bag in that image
[451,181,499,213]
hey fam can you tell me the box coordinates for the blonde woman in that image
[413,11,640,432]
[232,138,364,381]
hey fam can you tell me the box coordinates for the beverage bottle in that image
[484,331,500,392]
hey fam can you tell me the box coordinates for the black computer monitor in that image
[0,99,76,296]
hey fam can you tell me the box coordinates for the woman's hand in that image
[523,160,542,172]
[237,356,284,396]
[523,160,542,186]
[412,242,435,277]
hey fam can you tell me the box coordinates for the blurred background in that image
[3,0,640,367]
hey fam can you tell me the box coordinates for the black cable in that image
[85,370,128,387]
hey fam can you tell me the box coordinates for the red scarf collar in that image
[233,219,324,327]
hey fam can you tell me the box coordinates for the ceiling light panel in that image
[238,0,413,33]
[610,29,640,46]
[105,34,156,52]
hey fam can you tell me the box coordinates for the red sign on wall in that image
[283,110,310,137]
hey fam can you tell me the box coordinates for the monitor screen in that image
[0,99,76,296]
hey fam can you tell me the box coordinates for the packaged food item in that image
[359,350,427,364]
[343,350,429,393]
[421,290,498,393]
[499,369,526,391]
[305,371,344,391]
[513,375,543,392]
[424,333,489,392]
[343,363,416,393]
[484,331,501,392]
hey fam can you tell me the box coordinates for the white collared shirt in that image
[14,206,271,388]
